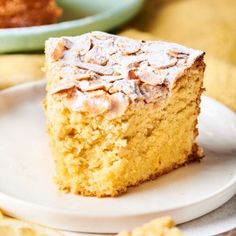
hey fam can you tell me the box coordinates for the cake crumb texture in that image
[118,217,184,236]
[44,32,205,197]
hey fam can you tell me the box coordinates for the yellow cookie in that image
[118,216,184,236]
[0,218,64,236]
[0,54,44,89]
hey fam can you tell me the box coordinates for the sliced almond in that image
[112,79,142,100]
[83,93,111,115]
[77,80,106,91]
[100,75,124,83]
[137,68,166,86]
[128,70,139,80]
[107,92,129,119]
[84,46,108,66]
[71,90,111,116]
[141,42,163,53]
[75,36,92,56]
[168,50,189,59]
[113,54,146,67]
[76,61,114,75]
[51,38,71,61]
[140,83,168,102]
[59,66,93,81]
[116,38,141,55]
[102,38,118,55]
[148,54,177,69]
[70,90,129,119]
[49,81,76,94]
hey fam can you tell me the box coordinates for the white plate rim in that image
[0,173,235,218]
[0,80,236,218]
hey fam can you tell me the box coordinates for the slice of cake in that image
[0,0,62,28]
[44,31,205,197]
[118,217,184,236]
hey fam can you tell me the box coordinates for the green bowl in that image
[0,0,144,53]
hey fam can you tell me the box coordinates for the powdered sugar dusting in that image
[45,31,204,119]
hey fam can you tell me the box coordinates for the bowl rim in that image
[0,0,144,36]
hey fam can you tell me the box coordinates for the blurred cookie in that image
[0,54,44,89]
[118,216,184,236]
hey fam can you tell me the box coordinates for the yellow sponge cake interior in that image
[44,31,205,197]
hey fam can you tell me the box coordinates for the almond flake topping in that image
[51,38,71,61]
[115,38,141,55]
[128,70,139,80]
[168,50,189,59]
[137,68,166,86]
[111,80,142,100]
[106,92,129,119]
[148,54,177,69]
[49,81,76,94]
[76,61,114,75]
[46,32,204,119]
[84,46,108,66]
[71,90,111,116]
[76,36,92,56]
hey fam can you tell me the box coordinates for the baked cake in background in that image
[118,217,184,236]
[0,0,62,28]
[44,31,205,197]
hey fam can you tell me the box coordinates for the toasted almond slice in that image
[0,218,64,236]
[148,54,177,69]
[71,90,111,116]
[51,39,71,61]
[75,36,92,56]
[128,70,139,80]
[140,83,168,102]
[102,38,118,55]
[116,38,141,55]
[100,75,124,82]
[168,50,189,58]
[113,54,146,67]
[59,66,93,81]
[107,92,129,119]
[76,62,114,75]
[49,81,76,94]
[112,79,143,100]
[84,46,108,66]
[77,80,111,92]
[137,68,166,86]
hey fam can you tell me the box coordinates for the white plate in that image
[0,81,236,233]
